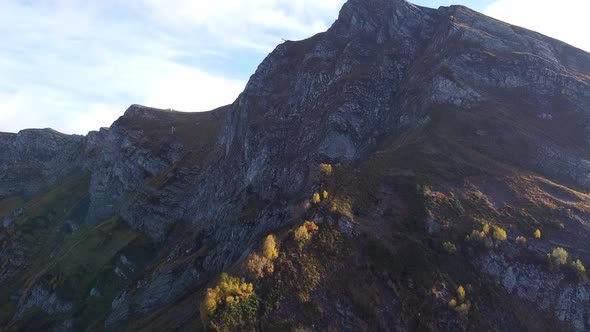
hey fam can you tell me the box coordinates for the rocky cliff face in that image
[1,0,590,331]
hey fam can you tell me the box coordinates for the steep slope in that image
[1,0,590,331]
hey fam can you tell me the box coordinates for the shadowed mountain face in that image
[1,0,590,330]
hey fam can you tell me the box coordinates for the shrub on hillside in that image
[492,226,507,241]
[482,223,490,235]
[246,253,273,278]
[319,163,333,175]
[312,193,321,204]
[263,234,279,260]
[304,221,319,233]
[443,241,457,254]
[295,225,311,247]
[467,229,486,240]
[448,285,471,313]
[457,285,466,302]
[330,197,353,219]
[570,259,586,280]
[467,228,492,248]
[548,247,568,270]
[200,273,255,321]
[455,301,472,314]
[294,221,319,248]
[534,229,541,239]
[246,234,279,279]
[448,298,457,308]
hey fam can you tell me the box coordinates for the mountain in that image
[2,0,590,330]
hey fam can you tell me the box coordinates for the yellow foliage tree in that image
[200,289,219,321]
[263,234,279,260]
[467,229,486,240]
[449,298,457,308]
[294,221,318,248]
[294,225,311,247]
[492,226,507,241]
[548,247,568,270]
[482,223,490,235]
[200,273,254,320]
[456,301,471,314]
[323,190,329,200]
[534,229,541,239]
[457,285,466,302]
[312,193,321,204]
[319,163,333,175]
[571,259,586,279]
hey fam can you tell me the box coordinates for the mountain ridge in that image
[2,0,590,330]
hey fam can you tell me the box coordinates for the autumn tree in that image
[492,226,507,241]
[200,273,254,321]
[457,285,466,302]
[263,234,279,260]
[294,221,319,248]
[319,163,333,175]
[482,223,490,235]
[201,289,219,321]
[548,247,568,270]
[443,241,457,254]
[571,259,586,280]
[295,225,311,247]
[312,193,321,204]
[246,234,279,279]
[304,220,319,232]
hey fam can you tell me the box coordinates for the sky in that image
[0,0,588,134]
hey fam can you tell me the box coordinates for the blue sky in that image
[0,0,588,134]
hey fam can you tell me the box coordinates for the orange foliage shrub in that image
[294,221,319,248]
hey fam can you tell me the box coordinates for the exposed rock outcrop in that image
[1,0,590,330]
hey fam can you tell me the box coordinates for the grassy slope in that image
[3,98,587,330]
[0,175,155,330]
[0,106,229,331]
[187,104,586,331]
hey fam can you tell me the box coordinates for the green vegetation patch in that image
[0,196,24,219]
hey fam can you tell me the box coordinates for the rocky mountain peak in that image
[336,0,425,31]
[120,104,177,120]
[2,1,590,331]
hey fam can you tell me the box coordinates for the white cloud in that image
[0,0,345,135]
[66,103,124,134]
[484,0,590,52]
[143,65,245,113]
